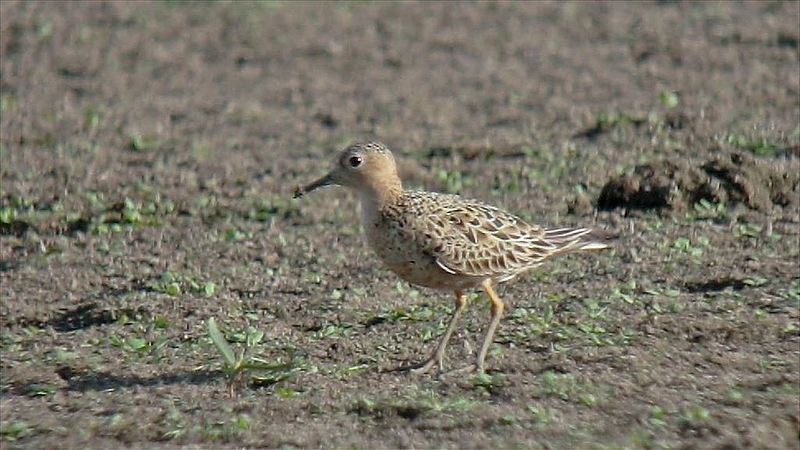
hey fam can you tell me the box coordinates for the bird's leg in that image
[407,290,467,374]
[476,279,504,373]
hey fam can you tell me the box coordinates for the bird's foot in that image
[384,356,442,375]
[441,363,484,377]
[410,359,438,375]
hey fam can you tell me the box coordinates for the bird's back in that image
[366,190,608,287]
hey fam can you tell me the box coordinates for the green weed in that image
[659,90,679,108]
[310,323,354,340]
[690,199,728,221]
[0,94,17,113]
[128,133,161,152]
[148,272,217,297]
[671,236,709,257]
[0,421,35,441]
[247,195,298,221]
[350,389,476,420]
[575,112,646,139]
[527,404,552,424]
[721,133,782,157]
[436,168,471,194]
[83,105,101,134]
[207,318,297,397]
[678,404,711,429]
[734,222,762,238]
[649,405,668,427]
[109,332,168,357]
[470,372,507,393]
[24,383,57,397]
[533,371,607,407]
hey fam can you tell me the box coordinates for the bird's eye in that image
[348,156,362,168]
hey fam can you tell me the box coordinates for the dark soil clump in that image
[597,151,799,213]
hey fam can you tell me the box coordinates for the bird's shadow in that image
[2,368,226,398]
[66,368,226,392]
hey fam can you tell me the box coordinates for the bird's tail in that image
[543,227,611,256]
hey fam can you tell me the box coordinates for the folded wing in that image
[409,194,608,282]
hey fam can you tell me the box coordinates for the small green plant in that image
[649,405,668,426]
[575,112,645,139]
[780,280,800,304]
[35,20,53,40]
[0,94,18,113]
[350,389,476,420]
[679,405,711,429]
[534,371,605,406]
[527,404,551,424]
[0,421,35,441]
[659,90,679,108]
[734,222,762,238]
[247,196,298,222]
[726,388,743,404]
[539,371,573,401]
[436,169,470,194]
[0,206,16,224]
[691,199,727,221]
[743,277,768,287]
[490,166,526,194]
[207,318,295,397]
[149,272,217,297]
[109,331,168,358]
[672,236,709,257]
[611,280,641,305]
[80,194,174,234]
[128,132,160,152]
[24,383,57,397]
[190,140,210,160]
[722,133,781,157]
[471,372,506,393]
[224,228,249,241]
[83,105,101,133]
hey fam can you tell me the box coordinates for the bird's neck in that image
[357,178,403,226]
[358,177,403,209]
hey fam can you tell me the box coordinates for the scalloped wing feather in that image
[396,191,607,280]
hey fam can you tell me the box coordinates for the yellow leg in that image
[410,290,467,374]
[476,279,504,372]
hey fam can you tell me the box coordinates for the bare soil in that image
[1,2,798,449]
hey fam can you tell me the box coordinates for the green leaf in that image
[203,282,216,296]
[0,206,16,224]
[208,317,236,367]
[246,329,264,347]
[235,415,251,430]
[673,237,690,250]
[744,277,768,287]
[128,337,148,351]
[153,316,171,329]
[165,282,181,296]
[659,90,679,108]
[663,289,681,298]
[275,386,298,399]
[0,421,34,441]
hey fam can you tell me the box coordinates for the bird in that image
[294,141,610,374]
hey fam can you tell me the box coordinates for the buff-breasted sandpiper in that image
[294,141,610,374]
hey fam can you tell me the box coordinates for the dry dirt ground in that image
[1,1,799,449]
